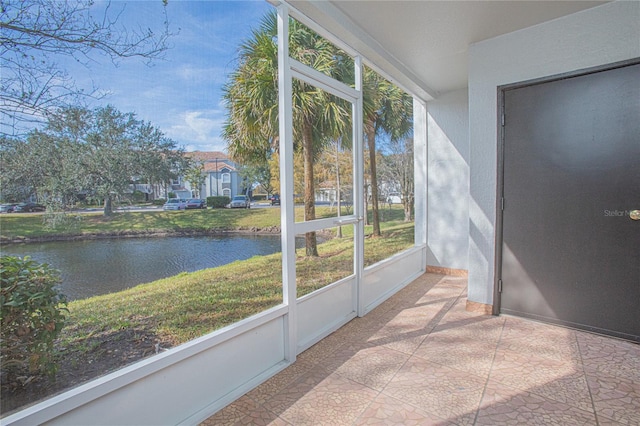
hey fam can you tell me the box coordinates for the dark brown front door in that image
[499,61,640,341]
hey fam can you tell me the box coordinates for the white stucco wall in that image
[467,0,640,306]
[427,89,469,270]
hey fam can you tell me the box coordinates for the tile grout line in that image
[353,277,465,425]
[444,280,489,426]
[345,277,439,426]
[575,332,600,426]
[471,314,507,426]
[352,279,442,425]
[348,385,384,426]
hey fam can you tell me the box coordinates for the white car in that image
[229,195,250,209]
[163,198,187,211]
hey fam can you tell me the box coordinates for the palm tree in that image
[222,11,351,256]
[362,68,413,237]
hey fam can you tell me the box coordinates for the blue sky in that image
[70,0,273,152]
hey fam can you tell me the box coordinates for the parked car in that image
[163,198,187,211]
[0,203,18,213]
[270,194,280,206]
[229,195,250,209]
[185,199,207,209]
[13,202,46,212]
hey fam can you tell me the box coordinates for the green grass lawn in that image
[0,205,373,239]
[0,208,281,239]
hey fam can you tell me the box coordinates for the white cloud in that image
[184,110,219,140]
[164,109,227,152]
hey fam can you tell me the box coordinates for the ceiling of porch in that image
[288,1,609,99]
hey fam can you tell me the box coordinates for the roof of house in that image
[186,151,229,162]
[317,180,336,189]
[202,162,236,173]
[186,151,238,173]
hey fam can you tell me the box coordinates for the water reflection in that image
[3,235,296,300]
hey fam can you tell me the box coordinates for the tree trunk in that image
[365,121,381,237]
[303,121,318,256]
[103,196,113,216]
[403,192,413,222]
[364,181,369,225]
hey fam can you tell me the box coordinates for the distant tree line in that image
[1,0,181,216]
[0,105,188,216]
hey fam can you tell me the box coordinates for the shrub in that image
[130,190,148,203]
[207,196,231,208]
[1,256,67,383]
[153,198,166,206]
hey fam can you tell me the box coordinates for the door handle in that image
[630,210,640,221]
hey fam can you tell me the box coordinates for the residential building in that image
[125,152,245,201]
[184,151,246,199]
[315,179,353,204]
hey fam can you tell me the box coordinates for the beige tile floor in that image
[201,273,640,425]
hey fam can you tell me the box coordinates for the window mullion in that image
[353,55,365,317]
[290,58,359,102]
[277,3,297,363]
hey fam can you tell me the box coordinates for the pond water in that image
[2,235,296,301]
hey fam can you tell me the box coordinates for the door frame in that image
[494,58,640,317]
